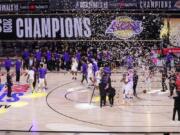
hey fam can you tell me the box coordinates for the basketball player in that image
[94,68,102,89]
[71,57,78,80]
[168,70,176,97]
[87,60,94,85]
[92,59,99,76]
[15,58,22,83]
[29,55,34,69]
[33,66,38,91]
[22,49,29,70]
[133,70,138,96]
[38,64,47,92]
[121,73,128,99]
[145,67,152,92]
[54,51,60,71]
[4,57,12,73]
[162,68,168,92]
[99,72,111,108]
[46,50,52,71]
[172,95,180,121]
[63,51,70,71]
[107,85,116,107]
[76,51,81,71]
[81,61,88,84]
[125,70,134,99]
[0,66,4,84]
[6,71,13,98]
[27,66,35,93]
[35,49,41,69]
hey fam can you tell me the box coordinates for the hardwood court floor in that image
[0,71,180,135]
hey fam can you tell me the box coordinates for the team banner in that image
[49,0,180,11]
[0,15,162,40]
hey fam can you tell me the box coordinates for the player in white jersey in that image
[87,60,94,85]
[27,67,35,93]
[71,57,78,80]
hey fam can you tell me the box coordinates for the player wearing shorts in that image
[38,64,47,92]
[27,67,35,93]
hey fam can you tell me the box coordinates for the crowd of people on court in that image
[0,54,48,97]
[0,45,179,119]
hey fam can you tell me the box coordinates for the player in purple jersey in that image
[46,50,52,71]
[38,64,47,92]
[22,49,29,70]
[4,57,12,73]
[15,58,22,83]
[81,61,88,84]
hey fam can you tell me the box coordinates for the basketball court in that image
[0,69,180,135]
